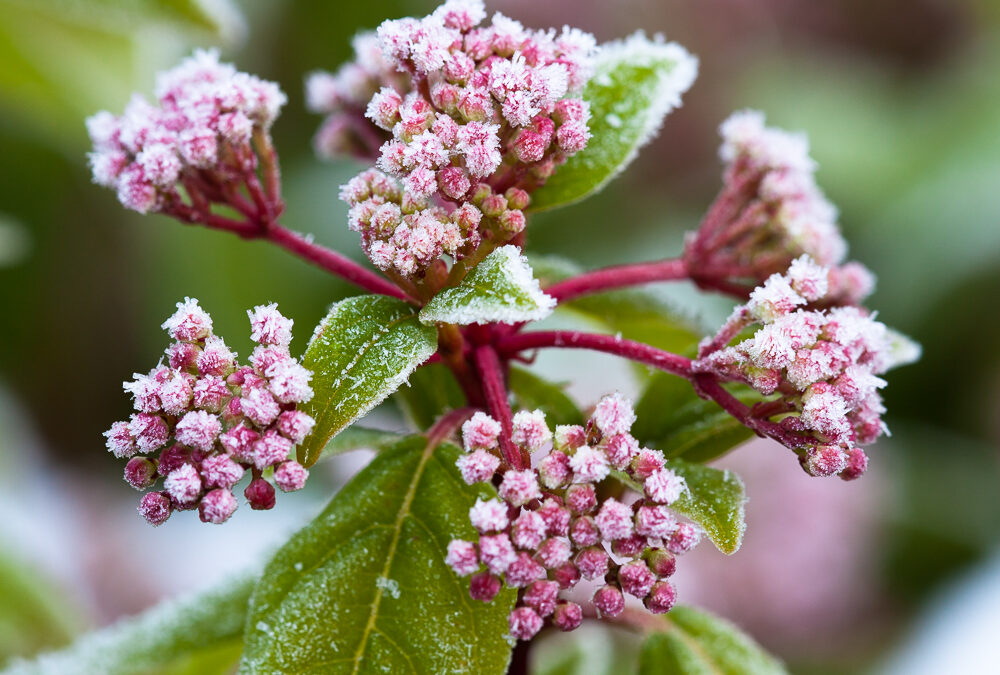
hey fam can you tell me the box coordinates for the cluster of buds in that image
[103,299,314,526]
[340,168,529,276]
[312,0,597,277]
[445,394,700,641]
[86,49,286,215]
[694,255,917,479]
[685,110,874,305]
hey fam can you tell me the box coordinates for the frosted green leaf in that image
[298,295,438,467]
[3,573,253,675]
[885,328,922,369]
[668,459,747,555]
[639,605,786,675]
[395,362,466,431]
[530,33,698,212]
[240,436,515,674]
[420,246,556,325]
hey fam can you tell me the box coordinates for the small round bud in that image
[635,504,677,538]
[200,454,245,489]
[506,552,546,587]
[498,209,525,235]
[523,580,560,617]
[537,450,571,489]
[553,561,581,590]
[535,538,572,569]
[595,498,633,541]
[575,547,609,581]
[446,539,480,576]
[469,572,502,602]
[603,433,639,469]
[612,534,648,559]
[498,469,541,507]
[124,457,157,489]
[479,534,517,575]
[138,491,172,526]
[552,601,583,631]
[504,188,530,211]
[645,549,677,578]
[164,463,202,507]
[508,607,543,641]
[245,477,276,510]
[511,510,547,550]
[840,447,869,481]
[644,581,677,614]
[199,488,238,524]
[803,445,849,477]
[570,516,600,548]
[565,483,597,514]
[480,193,507,218]
[645,467,686,505]
[537,499,571,537]
[592,585,625,618]
[667,523,701,554]
[632,448,665,480]
[274,461,309,492]
[462,412,501,450]
[470,498,509,533]
[619,561,656,598]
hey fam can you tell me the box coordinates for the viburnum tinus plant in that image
[20,1,920,673]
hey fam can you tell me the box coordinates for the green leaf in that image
[639,605,786,675]
[3,573,253,675]
[530,34,698,212]
[633,373,756,463]
[298,295,438,467]
[668,459,747,555]
[240,436,515,675]
[531,624,641,675]
[318,425,405,462]
[420,246,555,325]
[509,366,584,427]
[394,362,466,431]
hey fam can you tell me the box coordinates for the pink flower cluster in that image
[687,110,874,304]
[446,395,700,641]
[694,256,907,479]
[87,49,286,214]
[313,0,597,276]
[104,299,314,526]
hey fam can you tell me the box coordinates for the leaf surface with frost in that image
[420,246,555,325]
[241,436,515,674]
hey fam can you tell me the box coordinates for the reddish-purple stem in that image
[545,259,689,303]
[426,406,476,448]
[473,344,527,470]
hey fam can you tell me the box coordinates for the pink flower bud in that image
[612,533,648,559]
[462,411,501,450]
[129,413,170,453]
[667,522,701,555]
[251,430,293,471]
[161,297,213,342]
[569,446,609,484]
[245,477,276,510]
[595,498,633,541]
[105,421,137,459]
[570,516,600,548]
[199,488,238,524]
[275,410,315,444]
[470,497,509,533]
[138,491,172,526]
[267,361,313,405]
[197,336,237,376]
[645,468,686,505]
[437,166,471,200]
[632,447,665,480]
[166,341,201,370]
[218,423,260,462]
[446,539,480,576]
[556,121,590,153]
[512,409,551,451]
[635,505,677,538]
[469,571,502,602]
[240,386,281,427]
[200,454,245,490]
[191,375,230,412]
[175,410,222,453]
[124,457,157,489]
[593,393,636,437]
[456,449,500,485]
[498,469,541,506]
[645,581,677,614]
[479,533,517,574]
[536,537,572,569]
[524,580,560,618]
[552,601,583,631]
[504,187,530,211]
[511,129,548,163]
[506,551,546,587]
[592,585,625,618]
[802,445,849,477]
[156,444,189,477]
[508,606,544,641]
[537,499,571,537]
[565,483,597,514]
[511,510,547,550]
[619,561,656,598]
[839,447,868,481]
[646,549,677,578]
[365,87,403,130]
[248,303,293,347]
[575,546,609,580]
[164,463,202,507]
[537,450,571,489]
[602,433,638,469]
[274,460,309,492]
[498,209,526,235]
[553,561,581,589]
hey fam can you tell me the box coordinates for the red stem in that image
[693,375,809,448]
[473,345,527,470]
[545,259,689,303]
[426,406,476,448]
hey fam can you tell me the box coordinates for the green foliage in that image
[638,606,786,675]
[394,362,466,431]
[298,295,438,466]
[509,366,584,427]
[530,35,696,211]
[240,436,515,674]
[3,573,253,675]
[667,460,747,555]
[531,625,642,675]
[633,373,755,464]
[318,425,405,461]
[420,246,555,325]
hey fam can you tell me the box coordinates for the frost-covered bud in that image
[218,423,260,461]
[437,166,471,199]
[604,433,639,469]
[524,580,560,618]
[553,561,581,589]
[197,336,236,376]
[536,537,572,569]
[511,409,551,451]
[274,461,309,492]
[164,464,202,506]
[200,454,245,490]
[245,477,276,510]
[554,425,586,452]
[124,457,157,489]
[575,546,610,580]
[511,128,548,163]
[462,412,501,450]
[469,571,502,602]
[240,386,281,427]
[569,446,609,484]
[199,488,238,524]
[366,87,403,130]
[613,533,649,559]
[192,376,231,412]
[553,601,583,631]
[801,385,851,443]
[786,255,829,302]
[840,447,869,481]
[560,487,593,520]
[446,539,480,576]
[175,410,222,453]
[537,450,571,489]
[635,505,677,538]
[129,413,170,453]
[645,581,677,614]
[645,468,686,505]
[632,447,665,480]
[166,341,200,370]
[592,392,636,437]
[268,361,314,404]
[537,499,571,536]
[595,498,633,541]
[158,374,194,416]
[570,516,600,548]
[248,303,294,347]
[667,523,701,554]
[646,549,677,578]
[251,430,293,471]
[803,445,849,477]
[593,585,625,618]
[504,187,530,211]
[138,491,172,526]
[456,449,500,484]
[479,533,517,574]
[498,209,526,235]
[470,497,509,532]
[156,444,189,477]
[123,373,162,413]
[508,607,543,640]
[511,510,547,550]
[506,551,546,587]
[556,122,590,153]
[105,421,137,458]
[498,469,541,506]
[275,410,316,444]
[162,298,213,342]
[619,561,656,598]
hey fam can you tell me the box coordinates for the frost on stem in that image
[103,299,314,526]
[87,50,286,217]
[694,255,921,479]
[313,0,597,279]
[445,393,698,640]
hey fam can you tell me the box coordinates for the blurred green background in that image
[1,0,998,672]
